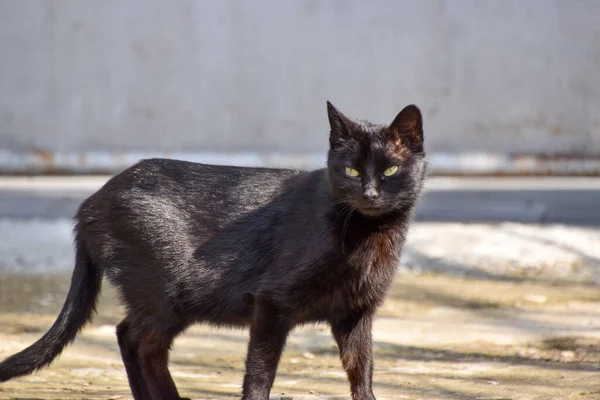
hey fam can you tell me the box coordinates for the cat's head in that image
[326,102,427,217]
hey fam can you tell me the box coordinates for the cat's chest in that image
[347,229,403,271]
[294,266,394,324]
[294,242,400,323]
[335,232,402,303]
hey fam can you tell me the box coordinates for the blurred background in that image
[1,2,599,399]
[1,0,599,174]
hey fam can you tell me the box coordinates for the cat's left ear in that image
[389,105,424,153]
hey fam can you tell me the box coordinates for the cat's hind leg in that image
[117,316,187,400]
[136,324,184,400]
[116,318,152,400]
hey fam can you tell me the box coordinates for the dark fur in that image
[0,102,426,400]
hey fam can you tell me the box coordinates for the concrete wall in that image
[1,1,599,170]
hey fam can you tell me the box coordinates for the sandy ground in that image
[1,271,599,400]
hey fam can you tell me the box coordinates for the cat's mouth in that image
[356,204,391,217]
[341,199,392,217]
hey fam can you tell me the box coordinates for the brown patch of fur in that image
[367,231,397,269]
[388,139,412,161]
[138,330,170,375]
[341,348,357,371]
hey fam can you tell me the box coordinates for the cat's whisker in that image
[328,200,352,223]
[340,204,355,254]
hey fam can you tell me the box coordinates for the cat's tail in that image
[0,226,102,382]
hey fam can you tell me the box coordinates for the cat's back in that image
[78,158,306,229]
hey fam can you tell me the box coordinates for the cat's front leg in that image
[241,299,291,400]
[331,311,376,400]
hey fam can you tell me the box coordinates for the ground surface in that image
[0,176,599,399]
[1,273,599,400]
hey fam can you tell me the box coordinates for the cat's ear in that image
[327,101,356,146]
[389,105,424,153]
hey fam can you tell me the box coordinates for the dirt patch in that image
[0,272,599,399]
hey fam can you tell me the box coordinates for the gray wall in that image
[1,0,599,157]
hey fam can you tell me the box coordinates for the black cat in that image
[0,102,426,400]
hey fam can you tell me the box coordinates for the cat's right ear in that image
[327,101,355,146]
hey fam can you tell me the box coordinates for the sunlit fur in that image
[0,102,426,400]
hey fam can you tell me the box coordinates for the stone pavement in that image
[1,271,599,399]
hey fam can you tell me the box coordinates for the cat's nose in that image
[363,188,380,201]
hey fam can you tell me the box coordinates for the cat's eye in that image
[383,166,399,177]
[345,167,360,177]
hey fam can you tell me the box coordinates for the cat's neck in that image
[327,199,413,238]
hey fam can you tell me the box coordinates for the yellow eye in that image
[345,167,360,177]
[383,166,399,177]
